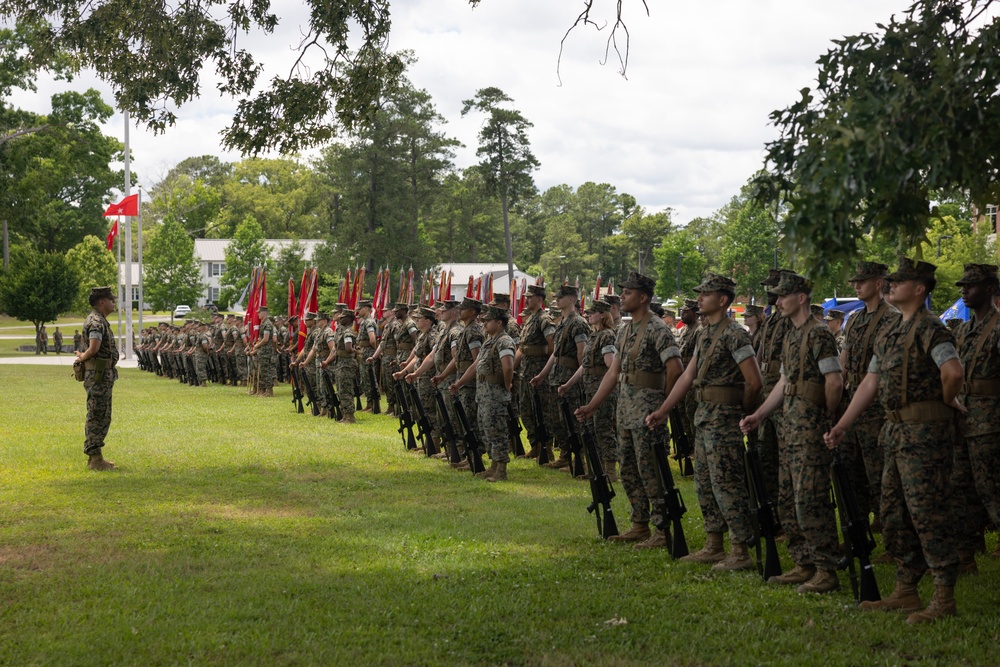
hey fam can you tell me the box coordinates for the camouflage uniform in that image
[413,322,441,440]
[755,297,791,511]
[314,323,336,407]
[300,325,319,401]
[476,327,516,463]
[333,324,358,418]
[582,325,618,462]
[194,328,210,383]
[395,316,419,369]
[677,316,700,449]
[548,308,590,416]
[81,307,118,456]
[615,311,682,527]
[777,309,842,572]
[869,304,959,587]
[518,305,555,447]
[257,318,277,392]
[453,317,485,439]
[381,316,401,413]
[357,312,379,403]
[433,318,463,439]
[692,316,756,545]
[234,325,248,381]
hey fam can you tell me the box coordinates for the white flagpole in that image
[123,111,133,361]
[137,186,143,334]
[117,216,123,352]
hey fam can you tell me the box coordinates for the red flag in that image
[105,219,119,250]
[466,275,474,299]
[102,194,139,217]
[288,278,297,319]
[407,267,414,305]
[594,274,601,302]
[446,271,453,301]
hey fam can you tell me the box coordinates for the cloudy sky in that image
[19,0,904,223]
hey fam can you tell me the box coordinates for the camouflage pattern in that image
[582,327,618,462]
[193,331,210,383]
[505,319,523,417]
[357,315,379,401]
[755,308,791,512]
[333,325,358,417]
[518,308,555,445]
[257,318,277,391]
[677,321,700,452]
[476,331,515,462]
[778,319,842,571]
[453,319,485,438]
[691,317,756,543]
[414,324,441,439]
[381,317,401,412]
[546,310,589,442]
[82,309,118,456]
[869,307,959,587]
[394,316,419,366]
[614,312,681,527]
[234,325,248,380]
[433,319,463,434]
[313,325,335,405]
[299,326,319,399]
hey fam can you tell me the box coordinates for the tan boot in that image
[797,569,840,594]
[633,529,668,550]
[768,564,816,585]
[859,580,922,612]
[453,460,471,471]
[544,451,571,469]
[261,388,274,397]
[476,461,498,479]
[679,532,726,564]
[958,549,978,575]
[87,453,116,471]
[363,401,374,413]
[608,523,651,543]
[338,415,356,424]
[526,442,539,459]
[486,461,508,482]
[712,541,754,571]
[906,585,957,625]
[319,407,329,418]
[603,460,619,483]
[873,552,895,564]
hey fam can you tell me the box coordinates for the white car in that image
[173,305,192,318]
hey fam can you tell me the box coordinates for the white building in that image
[435,263,536,301]
[193,238,325,305]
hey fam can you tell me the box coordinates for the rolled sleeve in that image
[89,331,103,340]
[931,342,959,368]
[731,344,756,364]
[818,356,842,375]
[498,348,515,359]
[867,355,880,374]
[659,345,681,363]
[468,340,482,351]
[601,345,616,356]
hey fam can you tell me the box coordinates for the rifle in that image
[531,387,552,465]
[434,389,464,464]
[367,363,382,414]
[175,354,186,383]
[832,447,881,604]
[669,407,694,477]
[288,366,305,413]
[650,430,690,558]
[354,377,363,411]
[744,430,782,580]
[206,354,218,384]
[161,352,173,379]
[227,353,239,386]
[299,366,321,417]
[393,379,418,450]
[321,369,341,420]
[452,397,486,475]
[407,382,439,457]
[560,399,619,539]
[508,404,526,457]
[186,355,198,386]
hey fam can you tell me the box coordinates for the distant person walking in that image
[73,329,83,352]
[53,327,63,355]
[38,324,48,354]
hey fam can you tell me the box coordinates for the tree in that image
[653,229,707,301]
[0,246,78,350]
[145,156,229,238]
[616,209,672,281]
[461,87,540,289]
[759,0,1000,276]
[219,216,270,309]
[920,214,997,312]
[144,220,205,318]
[719,193,784,303]
[538,214,597,286]
[268,241,307,316]
[65,235,117,315]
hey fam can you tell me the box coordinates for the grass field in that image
[1,366,997,666]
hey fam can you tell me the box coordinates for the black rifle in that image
[354,377,363,411]
[186,355,198,385]
[435,389,463,464]
[669,408,695,477]
[367,363,382,414]
[407,383,439,457]
[650,431,690,558]
[227,353,239,386]
[288,366,304,413]
[206,354,218,384]
[394,379,418,450]
[560,399,619,539]
[452,397,486,475]
[321,369,341,420]
[508,404,526,457]
[744,430,782,580]
[299,367,320,417]
[531,387,552,465]
[832,447,881,604]
[175,354,186,383]
[160,353,173,378]
[276,352,286,383]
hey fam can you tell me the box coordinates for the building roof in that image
[194,238,326,263]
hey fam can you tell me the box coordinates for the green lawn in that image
[0,366,996,666]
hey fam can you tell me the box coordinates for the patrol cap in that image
[601,294,621,307]
[258,305,269,314]
[393,302,409,312]
[88,286,115,305]
[440,299,460,308]
[824,309,845,322]
[744,304,765,317]
[693,272,737,294]
[682,298,699,312]
[460,297,483,311]
[810,304,824,318]
[481,305,509,321]
[886,257,937,283]
[357,299,373,308]
[663,309,676,318]
[304,311,317,320]
[955,263,999,286]
[316,312,330,322]
[526,285,546,298]
[619,271,656,296]
[769,271,813,296]
[415,306,436,320]
[490,293,511,306]
[555,284,579,299]
[338,309,356,321]
[585,299,611,314]
[649,302,664,317]
[848,261,889,283]
[760,269,783,287]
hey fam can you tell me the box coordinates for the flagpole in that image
[116,217,122,352]
[122,110,133,361]
[137,186,143,335]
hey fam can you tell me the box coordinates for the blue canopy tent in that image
[939,298,970,322]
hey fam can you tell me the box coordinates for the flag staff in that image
[137,184,143,335]
[122,110,133,361]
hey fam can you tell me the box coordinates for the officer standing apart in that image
[826,258,963,625]
[647,272,761,570]
[76,286,119,471]
[741,272,843,593]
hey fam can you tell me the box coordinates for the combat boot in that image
[712,541,754,571]
[87,453,116,471]
[633,529,668,550]
[485,462,508,482]
[859,580,922,612]
[338,415,356,424]
[608,522,651,543]
[768,564,815,585]
[363,401,374,413]
[797,569,840,594]
[958,549,978,575]
[603,460,618,483]
[453,460,471,471]
[679,532,726,564]
[319,407,329,418]
[873,551,895,564]
[906,585,957,625]
[476,461,498,479]
[261,388,274,397]
[544,450,571,469]
[526,441,539,459]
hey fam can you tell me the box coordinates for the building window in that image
[210,262,226,277]
[208,287,220,303]
[131,287,139,303]
[987,205,998,234]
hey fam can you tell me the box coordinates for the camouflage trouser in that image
[382,353,397,412]
[618,422,667,527]
[882,420,959,587]
[194,353,208,383]
[518,357,548,444]
[952,432,997,552]
[756,395,782,511]
[335,361,357,417]
[359,347,376,402]
[478,396,510,463]
[693,403,754,543]
[682,390,698,448]
[257,351,276,391]
[416,377,440,441]
[546,367,577,450]
[435,375,460,445]
[236,352,248,380]
[584,377,618,462]
[842,417,882,524]
[510,370,521,419]
[455,384,479,445]
[777,407,839,570]
[301,362,319,409]
[315,361,328,405]
[83,371,116,456]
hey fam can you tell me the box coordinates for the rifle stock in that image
[832,447,881,604]
[531,387,551,465]
[508,404,526,457]
[651,432,689,559]
[289,367,305,413]
[394,380,418,450]
[299,367,321,417]
[560,399,619,539]
[744,430,782,580]
[669,408,694,477]
[368,364,382,414]
[435,389,463,464]
[408,383,439,457]
[452,397,486,474]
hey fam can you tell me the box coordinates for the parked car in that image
[173,305,191,318]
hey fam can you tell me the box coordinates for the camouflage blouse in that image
[957,308,1000,437]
